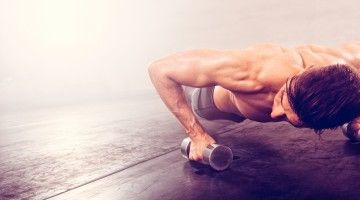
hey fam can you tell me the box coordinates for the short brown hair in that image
[286,64,360,132]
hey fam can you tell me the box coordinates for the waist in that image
[213,86,244,115]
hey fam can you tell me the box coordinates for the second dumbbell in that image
[342,123,360,141]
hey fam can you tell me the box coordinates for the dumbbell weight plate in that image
[342,123,360,141]
[203,144,233,171]
[180,137,191,159]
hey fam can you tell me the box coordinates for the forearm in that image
[148,64,207,140]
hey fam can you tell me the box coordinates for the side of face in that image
[271,79,304,127]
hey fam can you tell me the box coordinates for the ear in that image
[270,100,285,119]
[270,84,286,119]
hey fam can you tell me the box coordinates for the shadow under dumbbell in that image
[188,161,215,175]
[342,140,360,155]
[187,156,241,175]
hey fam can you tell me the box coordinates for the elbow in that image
[148,61,166,79]
[148,59,177,87]
[148,62,158,78]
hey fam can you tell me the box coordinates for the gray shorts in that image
[183,86,246,122]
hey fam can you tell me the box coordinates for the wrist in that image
[186,127,206,139]
[189,132,208,142]
[185,123,207,142]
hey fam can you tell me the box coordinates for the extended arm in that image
[148,50,218,140]
[148,49,261,160]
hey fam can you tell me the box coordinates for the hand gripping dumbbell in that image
[180,137,233,171]
[341,123,360,142]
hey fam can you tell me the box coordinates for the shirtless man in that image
[148,42,360,161]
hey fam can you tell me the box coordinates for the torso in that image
[214,42,360,122]
[296,42,360,69]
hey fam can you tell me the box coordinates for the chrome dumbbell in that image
[341,123,360,141]
[180,137,233,171]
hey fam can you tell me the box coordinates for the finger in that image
[193,155,203,161]
[189,154,202,161]
[189,153,195,161]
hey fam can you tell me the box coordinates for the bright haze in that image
[0,0,358,112]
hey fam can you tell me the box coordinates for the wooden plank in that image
[50,122,360,200]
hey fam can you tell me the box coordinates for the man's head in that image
[285,64,360,132]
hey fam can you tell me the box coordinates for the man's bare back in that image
[213,42,360,123]
[148,41,360,160]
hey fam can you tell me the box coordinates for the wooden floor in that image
[2,93,360,200]
[2,0,360,198]
[49,121,360,200]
